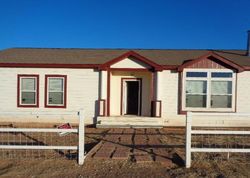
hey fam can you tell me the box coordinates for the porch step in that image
[96,116,164,128]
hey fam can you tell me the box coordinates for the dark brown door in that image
[126,81,139,115]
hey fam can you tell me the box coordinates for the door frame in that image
[120,78,142,116]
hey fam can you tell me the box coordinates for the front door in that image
[122,79,141,115]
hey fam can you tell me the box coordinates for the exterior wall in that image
[1,66,250,127]
[110,71,152,116]
[161,70,250,127]
[0,68,99,124]
[111,57,150,68]
[100,71,107,99]
[161,70,185,125]
[236,71,250,112]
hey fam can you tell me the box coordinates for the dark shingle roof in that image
[0,48,249,66]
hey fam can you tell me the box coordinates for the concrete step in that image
[100,120,162,123]
[99,116,160,119]
[96,116,164,128]
[99,117,162,122]
[96,124,163,128]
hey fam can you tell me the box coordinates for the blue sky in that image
[0,0,249,50]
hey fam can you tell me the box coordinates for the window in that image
[183,70,235,111]
[18,75,39,107]
[186,80,207,108]
[186,72,207,78]
[211,81,232,108]
[45,75,67,108]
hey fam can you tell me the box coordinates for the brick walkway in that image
[86,128,184,166]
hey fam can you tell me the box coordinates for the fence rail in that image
[0,109,85,165]
[185,112,250,168]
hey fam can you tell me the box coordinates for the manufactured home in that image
[1,32,250,127]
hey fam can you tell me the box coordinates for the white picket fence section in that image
[185,112,250,168]
[0,109,85,165]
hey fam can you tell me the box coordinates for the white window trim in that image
[46,77,65,106]
[182,69,236,112]
[19,77,38,106]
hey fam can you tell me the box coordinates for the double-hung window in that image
[183,69,235,111]
[45,75,67,108]
[18,75,39,107]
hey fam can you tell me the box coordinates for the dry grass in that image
[0,125,249,178]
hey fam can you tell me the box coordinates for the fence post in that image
[185,111,192,168]
[78,109,85,165]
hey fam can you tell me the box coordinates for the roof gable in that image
[177,52,244,72]
[99,51,163,71]
[111,57,151,69]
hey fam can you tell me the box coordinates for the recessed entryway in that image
[121,78,142,116]
[108,71,152,117]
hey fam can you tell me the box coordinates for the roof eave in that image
[0,63,100,68]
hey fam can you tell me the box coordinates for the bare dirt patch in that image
[0,126,249,178]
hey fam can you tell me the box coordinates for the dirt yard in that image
[0,125,249,178]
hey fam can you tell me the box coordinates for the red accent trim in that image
[0,62,180,71]
[243,66,250,70]
[17,74,39,108]
[120,78,142,116]
[45,75,67,108]
[0,63,182,71]
[107,70,111,116]
[177,52,244,72]
[179,110,187,115]
[162,65,178,70]
[99,51,163,71]
[151,100,162,117]
[98,99,106,116]
[0,63,99,68]
[178,72,184,114]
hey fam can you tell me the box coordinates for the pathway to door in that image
[86,128,185,167]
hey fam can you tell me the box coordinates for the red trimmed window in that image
[17,75,39,107]
[45,75,67,108]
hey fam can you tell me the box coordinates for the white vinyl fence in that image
[185,112,250,168]
[0,109,85,165]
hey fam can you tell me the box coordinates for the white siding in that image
[160,70,250,127]
[111,57,150,68]
[0,68,99,124]
[1,67,250,127]
[237,71,250,112]
[161,70,186,126]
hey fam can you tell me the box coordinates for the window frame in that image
[182,69,236,112]
[45,75,67,108]
[17,74,39,107]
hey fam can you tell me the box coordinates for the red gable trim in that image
[0,63,99,68]
[99,51,164,71]
[162,65,178,70]
[243,66,250,71]
[177,52,244,72]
